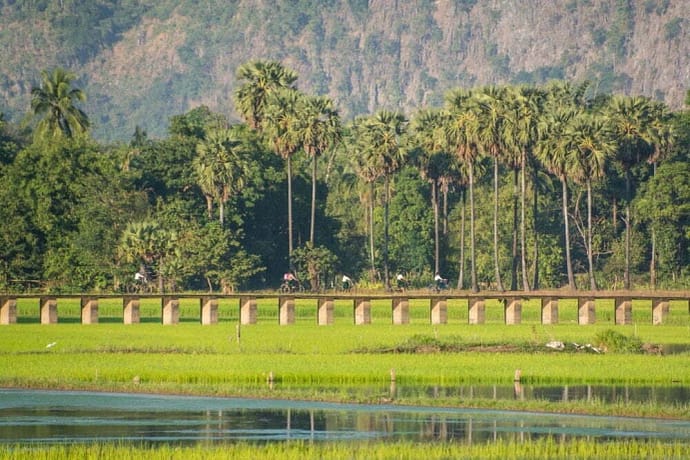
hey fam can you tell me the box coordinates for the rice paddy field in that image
[1,295,689,458]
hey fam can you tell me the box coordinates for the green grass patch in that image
[1,438,688,460]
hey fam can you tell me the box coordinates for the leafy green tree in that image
[194,127,249,225]
[30,68,89,140]
[387,167,433,274]
[292,242,337,291]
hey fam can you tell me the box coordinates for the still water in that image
[1,389,689,446]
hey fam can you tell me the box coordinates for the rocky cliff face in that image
[0,0,687,140]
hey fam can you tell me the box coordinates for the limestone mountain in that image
[0,0,688,141]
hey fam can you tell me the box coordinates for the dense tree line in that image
[1,62,689,293]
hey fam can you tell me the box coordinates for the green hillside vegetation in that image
[0,0,688,140]
[1,59,689,294]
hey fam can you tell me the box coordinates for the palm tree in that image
[263,88,304,258]
[30,68,89,139]
[474,86,510,291]
[297,95,342,245]
[606,95,656,289]
[536,106,580,289]
[353,111,408,289]
[566,112,616,291]
[234,61,298,130]
[646,101,675,288]
[410,108,448,274]
[507,86,545,291]
[194,128,248,225]
[351,126,384,280]
[444,89,481,292]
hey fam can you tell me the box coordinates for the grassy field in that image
[2,297,689,417]
[1,439,689,460]
[2,296,688,457]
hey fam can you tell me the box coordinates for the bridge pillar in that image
[354,298,371,325]
[80,297,98,324]
[123,296,140,324]
[392,297,409,324]
[468,297,485,324]
[279,296,295,325]
[0,297,17,324]
[430,297,447,324]
[40,297,57,324]
[615,297,632,325]
[541,297,558,324]
[200,296,218,325]
[162,296,179,325]
[317,297,334,325]
[652,298,669,325]
[504,298,522,325]
[240,296,257,324]
[578,297,595,324]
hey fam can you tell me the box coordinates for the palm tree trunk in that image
[432,179,440,274]
[587,179,598,291]
[520,151,530,291]
[650,163,657,289]
[624,169,631,290]
[511,167,519,291]
[383,175,391,290]
[442,181,449,235]
[369,181,376,280]
[493,157,504,291]
[310,155,317,244]
[470,164,478,292]
[457,189,466,290]
[562,177,576,289]
[531,170,539,290]
[220,201,225,226]
[287,156,294,259]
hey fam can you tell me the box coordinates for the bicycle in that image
[124,277,156,294]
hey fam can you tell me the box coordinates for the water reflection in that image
[388,383,690,405]
[1,389,689,446]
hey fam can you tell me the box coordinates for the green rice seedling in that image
[1,438,688,460]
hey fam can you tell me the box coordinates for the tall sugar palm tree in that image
[263,88,304,258]
[194,128,248,226]
[353,111,408,289]
[646,101,676,288]
[410,108,449,274]
[351,123,384,280]
[234,61,298,130]
[31,68,89,140]
[444,89,481,292]
[474,85,510,291]
[536,107,579,289]
[606,95,656,289]
[566,112,616,291]
[297,95,342,244]
[507,86,545,291]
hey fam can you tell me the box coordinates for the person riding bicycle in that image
[434,272,448,290]
[283,271,299,291]
[396,273,407,291]
[134,265,148,285]
[341,274,353,291]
